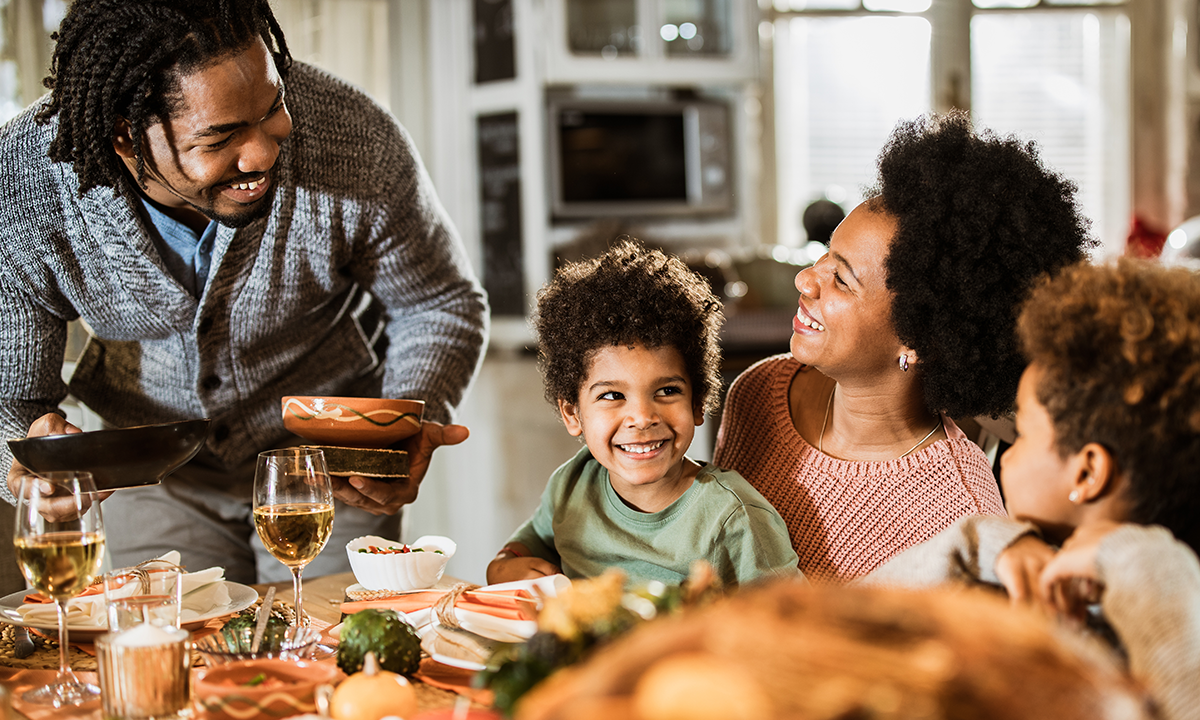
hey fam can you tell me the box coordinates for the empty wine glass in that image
[13,471,105,706]
[253,448,334,627]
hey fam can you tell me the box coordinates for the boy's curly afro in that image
[871,112,1095,418]
[1018,259,1200,554]
[535,238,724,416]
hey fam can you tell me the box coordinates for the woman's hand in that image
[1037,521,1121,624]
[486,544,560,585]
[995,534,1057,607]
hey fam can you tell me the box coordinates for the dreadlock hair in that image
[35,0,292,197]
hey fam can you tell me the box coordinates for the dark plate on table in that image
[8,419,211,491]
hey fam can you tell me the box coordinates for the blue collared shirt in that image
[139,197,218,298]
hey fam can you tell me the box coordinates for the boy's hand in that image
[486,544,561,584]
[995,534,1057,607]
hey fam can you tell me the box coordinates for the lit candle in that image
[110,622,185,647]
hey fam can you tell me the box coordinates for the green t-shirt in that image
[507,447,800,587]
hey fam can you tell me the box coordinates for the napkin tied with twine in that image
[341,584,538,622]
[17,551,228,628]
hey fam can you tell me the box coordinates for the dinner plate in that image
[420,623,501,671]
[0,581,258,641]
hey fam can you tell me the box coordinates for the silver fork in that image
[11,625,36,658]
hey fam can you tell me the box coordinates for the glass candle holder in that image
[96,626,191,720]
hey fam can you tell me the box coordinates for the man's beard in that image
[195,183,278,228]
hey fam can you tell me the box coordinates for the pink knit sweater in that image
[713,355,1006,583]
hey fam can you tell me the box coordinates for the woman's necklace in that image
[818,384,944,459]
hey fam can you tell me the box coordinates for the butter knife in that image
[250,585,276,654]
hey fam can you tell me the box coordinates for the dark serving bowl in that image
[8,419,211,491]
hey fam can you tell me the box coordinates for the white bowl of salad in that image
[345,535,456,592]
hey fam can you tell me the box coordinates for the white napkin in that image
[17,551,228,629]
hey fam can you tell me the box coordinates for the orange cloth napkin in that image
[340,588,538,622]
[23,585,103,604]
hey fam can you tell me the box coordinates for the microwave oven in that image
[547,97,733,219]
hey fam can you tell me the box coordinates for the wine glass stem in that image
[54,598,81,686]
[291,566,306,628]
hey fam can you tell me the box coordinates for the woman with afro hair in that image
[714,112,1094,582]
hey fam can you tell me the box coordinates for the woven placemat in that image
[345,586,414,602]
[344,582,477,603]
[416,681,468,711]
[0,624,95,671]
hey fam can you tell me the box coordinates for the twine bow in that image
[123,559,186,594]
[431,582,481,630]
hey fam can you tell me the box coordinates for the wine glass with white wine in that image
[253,447,334,627]
[13,471,105,706]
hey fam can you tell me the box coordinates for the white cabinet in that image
[542,0,760,84]
[423,0,763,344]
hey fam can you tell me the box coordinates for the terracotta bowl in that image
[347,534,456,592]
[193,658,342,720]
[7,419,210,491]
[281,397,424,448]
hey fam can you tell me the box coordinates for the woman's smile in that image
[794,301,826,333]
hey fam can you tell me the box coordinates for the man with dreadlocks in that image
[0,0,488,583]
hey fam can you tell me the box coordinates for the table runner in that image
[0,666,477,720]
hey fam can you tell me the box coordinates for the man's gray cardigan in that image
[0,62,489,503]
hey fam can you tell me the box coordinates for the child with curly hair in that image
[864,258,1200,720]
[486,239,799,587]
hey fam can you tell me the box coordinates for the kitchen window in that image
[766,0,1130,255]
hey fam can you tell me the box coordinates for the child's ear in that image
[1070,442,1117,504]
[558,398,583,437]
[692,404,705,427]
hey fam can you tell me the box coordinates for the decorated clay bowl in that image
[7,419,210,491]
[281,397,424,448]
[347,535,456,592]
[194,658,342,720]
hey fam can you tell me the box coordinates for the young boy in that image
[487,240,799,587]
[863,258,1200,720]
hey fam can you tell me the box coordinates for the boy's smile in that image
[559,343,704,512]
